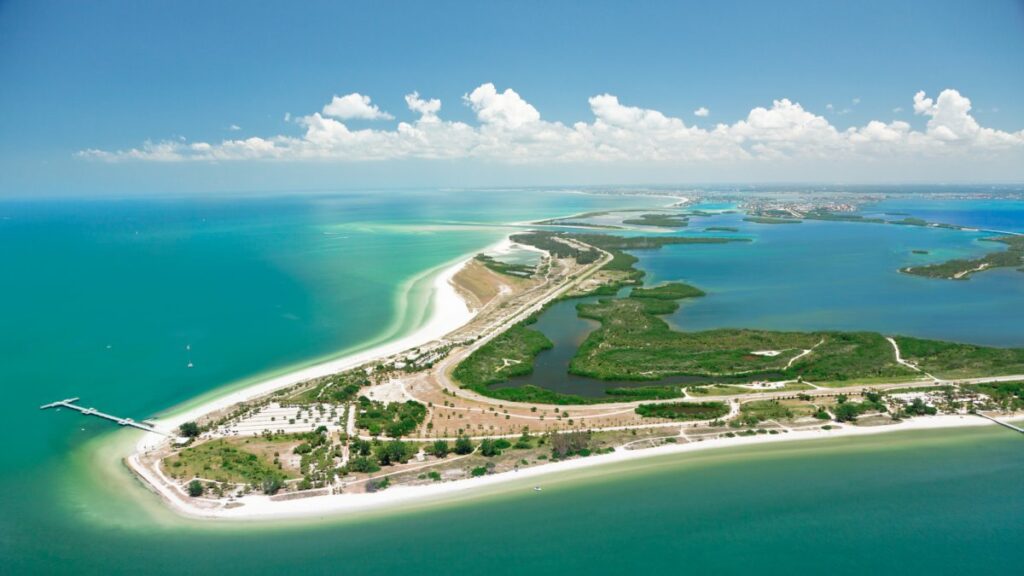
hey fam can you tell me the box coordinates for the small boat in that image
[533,486,542,492]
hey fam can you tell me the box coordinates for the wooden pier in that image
[975,412,1024,435]
[40,397,164,434]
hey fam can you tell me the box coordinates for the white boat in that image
[533,486,542,492]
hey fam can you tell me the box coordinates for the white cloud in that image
[693,107,709,117]
[826,103,834,111]
[322,93,393,120]
[892,107,903,113]
[78,86,1024,168]
[852,97,861,105]
[229,124,241,131]
[405,91,441,122]
[464,83,540,129]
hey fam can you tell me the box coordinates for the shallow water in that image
[2,189,1022,574]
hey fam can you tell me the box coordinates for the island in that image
[111,226,1024,521]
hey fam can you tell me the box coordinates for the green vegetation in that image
[571,292,914,383]
[283,369,370,405]
[167,439,290,486]
[550,430,592,458]
[454,436,474,455]
[688,382,813,396]
[832,391,887,422]
[962,381,1024,410]
[635,401,729,420]
[630,282,706,300]
[802,210,885,224]
[743,216,801,224]
[621,213,689,227]
[509,231,601,264]
[603,386,685,400]
[187,479,204,497]
[888,217,929,227]
[900,236,1024,280]
[705,226,739,232]
[901,398,938,416]
[912,249,929,255]
[355,398,426,437]
[737,400,793,426]
[372,439,417,466]
[452,323,553,392]
[179,421,200,438]
[474,253,535,278]
[893,336,1024,378]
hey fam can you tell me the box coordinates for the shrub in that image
[186,479,204,497]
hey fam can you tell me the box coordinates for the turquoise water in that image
[640,202,1024,346]
[2,190,1023,574]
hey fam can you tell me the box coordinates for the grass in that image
[453,323,553,388]
[738,400,793,424]
[282,369,369,405]
[893,336,1024,378]
[166,439,291,484]
[635,401,729,420]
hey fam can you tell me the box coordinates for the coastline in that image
[119,205,1024,525]
[135,250,480,453]
[131,412,1019,521]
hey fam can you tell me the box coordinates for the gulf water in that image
[1,189,1021,574]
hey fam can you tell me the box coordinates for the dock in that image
[40,397,164,434]
[975,412,1024,434]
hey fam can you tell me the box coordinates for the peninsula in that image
[110,226,1024,521]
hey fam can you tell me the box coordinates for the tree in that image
[480,439,499,457]
[431,439,449,458]
[179,421,201,438]
[187,479,204,497]
[261,476,283,495]
[454,435,474,455]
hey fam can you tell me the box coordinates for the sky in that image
[1,0,1023,197]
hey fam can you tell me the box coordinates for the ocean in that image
[1,188,1021,574]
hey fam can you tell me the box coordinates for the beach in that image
[136,253,476,453]
[131,411,1016,521]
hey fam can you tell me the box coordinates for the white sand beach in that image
[131,412,1015,521]
[136,253,476,453]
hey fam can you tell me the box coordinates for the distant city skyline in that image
[2,0,1023,195]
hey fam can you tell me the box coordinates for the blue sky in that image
[2,0,1023,196]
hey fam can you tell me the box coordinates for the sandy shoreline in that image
[123,221,1022,524]
[135,249,484,453]
[134,412,1018,521]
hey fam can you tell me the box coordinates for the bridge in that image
[40,397,164,434]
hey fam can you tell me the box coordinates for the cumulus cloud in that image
[464,83,540,129]
[405,91,441,122]
[78,86,1023,166]
[693,107,709,117]
[322,93,393,120]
